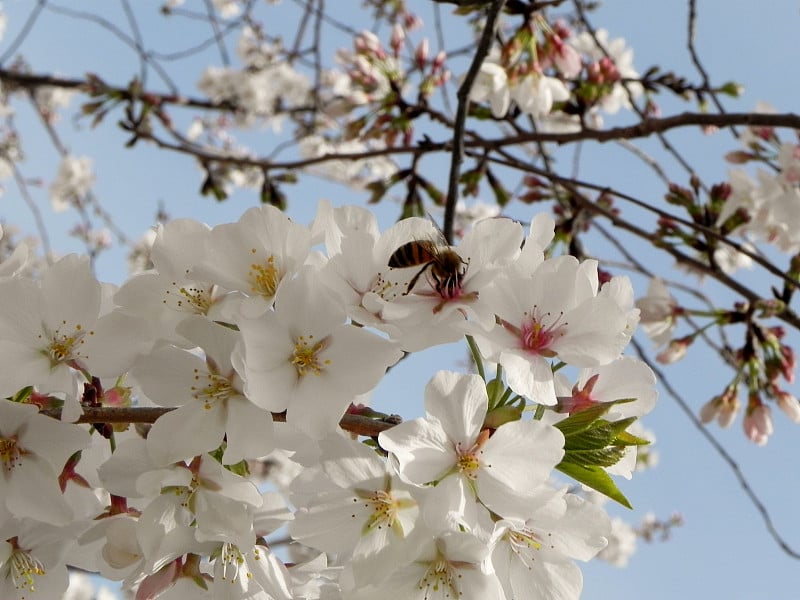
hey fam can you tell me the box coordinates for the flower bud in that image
[656,337,690,364]
[391,24,405,57]
[743,396,772,445]
[776,390,800,423]
[415,39,429,69]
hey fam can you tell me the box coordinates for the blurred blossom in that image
[34,86,75,123]
[636,278,679,347]
[126,227,157,275]
[450,200,500,239]
[50,155,94,212]
[597,517,637,567]
[212,0,241,19]
[569,28,643,113]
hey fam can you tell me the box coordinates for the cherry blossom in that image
[131,317,275,466]
[474,256,633,405]
[0,399,90,525]
[0,254,147,398]
[469,58,511,118]
[234,268,403,438]
[288,435,419,587]
[489,489,611,600]
[636,278,679,348]
[379,371,565,525]
[49,155,94,212]
[192,204,312,314]
[349,530,505,600]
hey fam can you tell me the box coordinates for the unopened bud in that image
[391,24,405,57]
[776,390,800,423]
[719,81,744,98]
[415,39,429,69]
[433,50,447,72]
[656,337,690,364]
[725,150,753,164]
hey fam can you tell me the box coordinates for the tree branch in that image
[444,0,506,243]
[40,406,402,438]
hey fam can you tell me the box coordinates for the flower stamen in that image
[7,539,45,594]
[249,253,282,298]
[291,335,331,377]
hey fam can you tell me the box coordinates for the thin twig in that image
[203,0,231,66]
[686,0,736,136]
[443,0,506,243]
[632,338,800,560]
[10,162,53,262]
[573,0,702,185]
[0,0,47,66]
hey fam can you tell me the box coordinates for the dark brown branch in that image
[444,0,507,244]
[40,406,402,438]
[0,69,233,112]
[2,68,799,143]
[124,110,800,175]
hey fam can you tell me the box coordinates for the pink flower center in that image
[558,373,600,414]
[514,307,566,356]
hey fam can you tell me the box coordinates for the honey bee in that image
[388,236,468,297]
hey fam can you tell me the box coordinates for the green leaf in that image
[225,459,250,478]
[11,386,34,403]
[561,445,628,468]
[614,430,651,447]
[556,461,632,509]
[418,177,444,206]
[554,401,619,436]
[718,81,743,98]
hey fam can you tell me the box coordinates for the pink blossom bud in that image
[750,125,775,141]
[776,391,800,423]
[414,39,429,69]
[356,30,384,59]
[598,56,620,83]
[781,345,795,383]
[716,395,740,428]
[404,12,423,31]
[700,389,740,428]
[743,402,772,445]
[433,50,447,72]
[391,24,405,56]
[656,338,689,364]
[552,37,581,78]
[644,100,661,118]
[699,397,719,424]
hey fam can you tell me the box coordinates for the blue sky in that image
[2,2,800,599]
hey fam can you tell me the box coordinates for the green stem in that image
[466,335,486,381]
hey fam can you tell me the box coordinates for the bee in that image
[388,236,468,298]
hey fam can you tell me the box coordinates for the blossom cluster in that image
[0,200,656,599]
[468,25,642,130]
[628,104,800,446]
[722,103,800,253]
